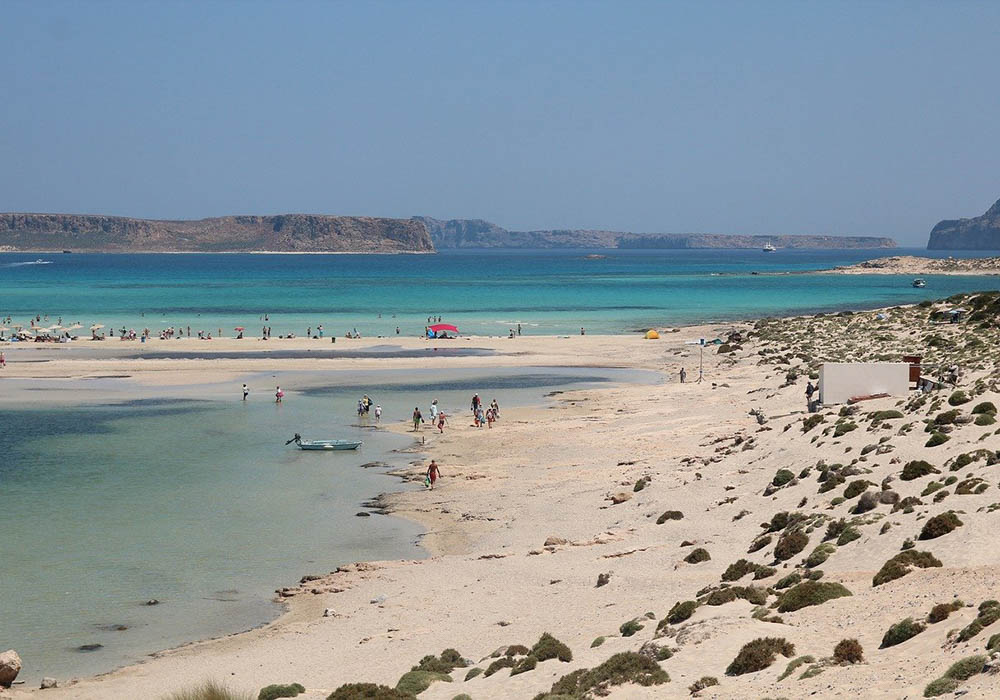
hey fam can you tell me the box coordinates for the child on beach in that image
[275,386,284,403]
[425,460,441,489]
[374,404,382,422]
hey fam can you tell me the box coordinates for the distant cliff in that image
[418,217,895,250]
[0,213,434,253]
[928,198,1000,250]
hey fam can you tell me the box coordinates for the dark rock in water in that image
[95,624,128,632]
[356,511,371,517]
[359,461,390,469]
[40,677,57,689]
[76,644,103,652]
[144,599,159,606]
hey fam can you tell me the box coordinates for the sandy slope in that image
[4,301,1000,699]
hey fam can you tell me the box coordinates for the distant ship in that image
[912,278,926,288]
[763,241,776,252]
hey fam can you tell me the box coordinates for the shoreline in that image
[5,294,1000,698]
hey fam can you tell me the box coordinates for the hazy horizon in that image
[2,1,999,246]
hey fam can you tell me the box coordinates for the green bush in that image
[772,469,795,487]
[747,534,772,553]
[923,678,961,697]
[721,559,772,581]
[870,410,904,421]
[926,432,950,448]
[665,600,698,625]
[948,390,970,406]
[483,657,513,677]
[843,480,872,499]
[805,543,836,568]
[834,421,857,437]
[872,550,942,586]
[725,637,795,675]
[901,460,939,480]
[802,414,825,432]
[684,547,711,564]
[258,685,305,700]
[166,682,255,700]
[975,413,997,426]
[987,633,1000,652]
[619,619,644,637]
[395,671,451,695]
[776,655,815,681]
[880,617,925,648]
[503,645,529,658]
[774,573,801,589]
[590,636,605,648]
[833,638,864,663]
[918,512,963,540]
[957,602,1000,641]
[777,581,852,612]
[531,632,572,662]
[463,668,482,681]
[837,527,861,546]
[543,652,669,697]
[933,409,961,425]
[943,655,987,680]
[927,602,961,623]
[774,530,809,561]
[510,655,537,676]
[971,401,997,415]
[326,684,415,700]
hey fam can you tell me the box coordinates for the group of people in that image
[470,393,500,428]
[358,395,383,421]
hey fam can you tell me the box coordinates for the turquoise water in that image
[0,367,648,683]
[1,248,997,337]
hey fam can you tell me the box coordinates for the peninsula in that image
[0,214,434,253]
[415,216,896,250]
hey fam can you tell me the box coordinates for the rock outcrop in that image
[417,217,895,249]
[0,213,434,253]
[0,650,21,688]
[928,198,1000,250]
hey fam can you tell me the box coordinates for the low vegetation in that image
[538,652,669,698]
[684,547,711,564]
[725,637,795,675]
[901,460,939,480]
[776,581,852,612]
[872,550,942,586]
[258,684,305,700]
[531,632,572,662]
[833,638,864,664]
[918,512,963,540]
[326,684,415,700]
[165,682,255,700]
[688,676,719,694]
[395,671,450,695]
[880,618,925,648]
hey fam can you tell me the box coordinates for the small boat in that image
[286,433,362,451]
[912,278,926,288]
[762,241,776,252]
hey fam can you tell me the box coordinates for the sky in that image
[1,1,998,245]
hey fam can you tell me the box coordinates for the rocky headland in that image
[0,214,434,253]
[416,216,896,250]
[928,198,1000,250]
[829,255,1000,275]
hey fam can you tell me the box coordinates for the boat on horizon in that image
[762,241,776,252]
[912,278,926,288]
[285,433,362,451]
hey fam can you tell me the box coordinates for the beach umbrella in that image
[428,323,459,334]
[234,326,245,331]
[90,324,104,330]
[0,326,8,332]
[68,323,83,330]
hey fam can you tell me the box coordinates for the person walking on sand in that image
[0,352,5,369]
[425,459,441,490]
[805,380,816,412]
[412,407,423,431]
[437,411,447,433]
[679,367,687,383]
[429,399,439,423]
[275,386,284,403]
[242,383,249,401]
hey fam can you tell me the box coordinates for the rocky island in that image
[0,213,434,253]
[928,197,1000,250]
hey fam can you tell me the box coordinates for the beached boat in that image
[286,434,362,451]
[912,278,926,288]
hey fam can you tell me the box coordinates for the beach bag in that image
[424,475,431,487]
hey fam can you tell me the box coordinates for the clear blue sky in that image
[1,1,998,245]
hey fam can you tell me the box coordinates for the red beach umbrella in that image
[234,327,245,331]
[428,323,459,334]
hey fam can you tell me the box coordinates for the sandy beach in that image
[825,255,1000,276]
[3,294,1000,699]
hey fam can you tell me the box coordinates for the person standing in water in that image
[426,459,441,490]
[374,404,382,422]
[242,383,249,401]
[275,386,284,403]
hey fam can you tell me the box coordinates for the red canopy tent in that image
[428,323,459,337]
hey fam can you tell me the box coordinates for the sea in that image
[1,248,997,337]
[1,247,998,683]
